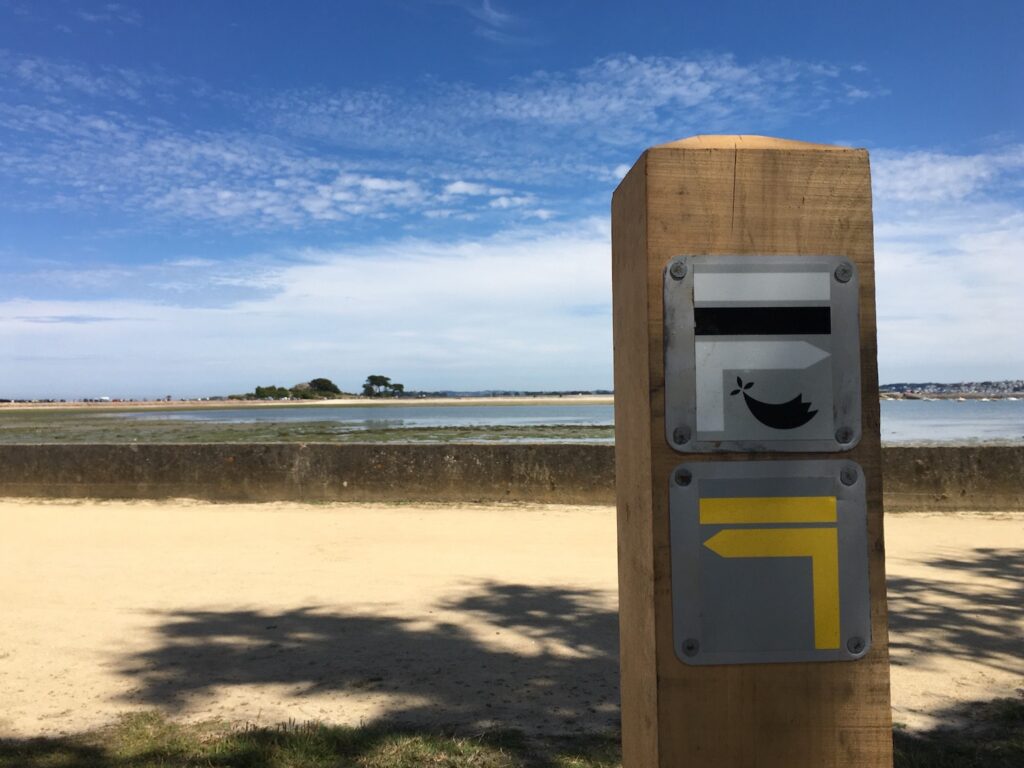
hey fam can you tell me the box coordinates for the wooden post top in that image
[653,134,861,152]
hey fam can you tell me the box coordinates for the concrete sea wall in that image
[0,444,1019,511]
[0,444,615,505]
[880,445,1023,512]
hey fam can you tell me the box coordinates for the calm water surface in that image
[111,404,612,429]
[879,398,1024,443]
[108,399,1024,443]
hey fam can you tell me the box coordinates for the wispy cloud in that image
[75,3,141,27]
[436,0,526,42]
[0,51,877,230]
[255,52,874,201]
[457,0,514,28]
[873,146,1024,202]
[152,173,429,226]
[489,194,535,209]
[0,49,153,101]
[267,53,869,156]
[443,180,511,197]
[14,314,125,324]
[0,102,449,227]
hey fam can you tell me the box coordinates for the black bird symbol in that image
[731,377,818,430]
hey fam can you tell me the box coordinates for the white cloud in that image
[76,3,142,26]
[0,94,555,227]
[0,220,613,398]
[0,50,878,227]
[874,192,1024,382]
[436,0,525,42]
[871,146,1024,379]
[443,180,510,196]
[439,0,514,29]
[152,173,429,226]
[873,146,1024,202]
[4,174,1022,396]
[0,103,451,226]
[263,53,874,174]
[167,258,216,268]
[7,45,1021,392]
[0,49,165,101]
[870,147,1024,381]
[489,195,534,209]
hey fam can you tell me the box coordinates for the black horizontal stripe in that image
[695,306,831,336]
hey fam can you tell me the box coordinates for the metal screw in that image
[835,427,853,444]
[847,636,866,655]
[672,425,691,445]
[682,638,700,657]
[834,262,854,283]
[840,466,858,486]
[674,468,692,487]
[669,259,688,280]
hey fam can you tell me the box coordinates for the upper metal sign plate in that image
[669,459,871,666]
[664,255,862,453]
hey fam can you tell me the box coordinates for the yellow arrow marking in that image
[699,496,836,524]
[704,528,840,650]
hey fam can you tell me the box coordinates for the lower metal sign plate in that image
[669,459,871,665]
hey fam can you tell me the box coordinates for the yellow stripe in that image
[704,528,841,649]
[699,496,836,524]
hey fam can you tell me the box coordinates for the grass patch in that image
[893,696,1024,768]
[1,699,1021,767]
[0,713,611,768]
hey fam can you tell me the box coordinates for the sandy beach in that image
[0,500,1020,738]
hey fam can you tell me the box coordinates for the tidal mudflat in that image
[0,406,614,444]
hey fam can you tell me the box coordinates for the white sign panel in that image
[664,255,861,453]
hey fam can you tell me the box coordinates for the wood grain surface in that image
[611,135,893,767]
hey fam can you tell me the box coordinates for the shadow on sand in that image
[114,582,620,734]
[104,546,1016,731]
[1,548,1021,766]
[886,546,1023,674]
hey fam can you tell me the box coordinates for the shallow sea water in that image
[106,399,1024,443]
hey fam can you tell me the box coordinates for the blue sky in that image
[1,0,1022,398]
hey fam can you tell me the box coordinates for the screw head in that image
[840,466,858,486]
[674,468,692,487]
[682,638,700,657]
[847,636,866,655]
[669,259,688,280]
[834,262,854,283]
[672,425,691,445]
[835,426,854,444]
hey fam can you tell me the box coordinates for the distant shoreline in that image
[0,394,615,412]
[3,391,1024,412]
[880,393,1022,401]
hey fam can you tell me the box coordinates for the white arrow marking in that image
[695,340,830,432]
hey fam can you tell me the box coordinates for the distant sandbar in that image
[0,394,615,412]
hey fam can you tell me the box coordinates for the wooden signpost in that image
[611,135,893,767]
